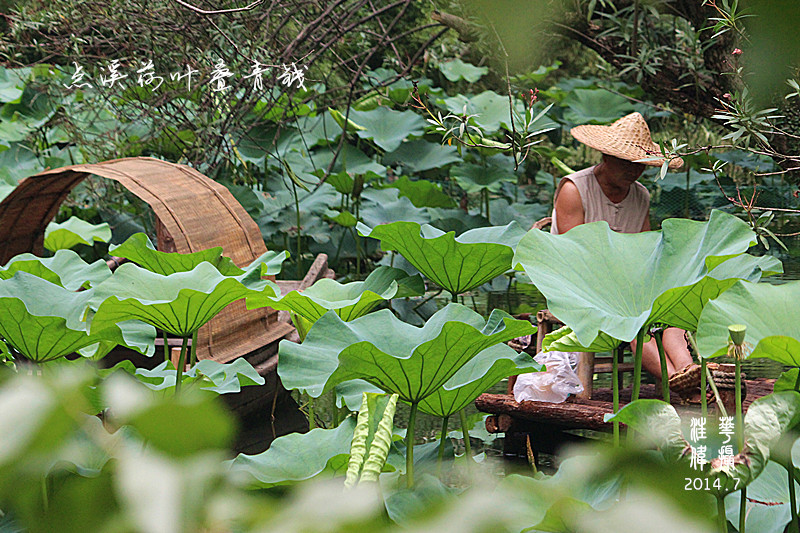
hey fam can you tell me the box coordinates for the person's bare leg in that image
[630,328,693,380]
[662,328,694,373]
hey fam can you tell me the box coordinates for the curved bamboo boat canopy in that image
[0,157,293,363]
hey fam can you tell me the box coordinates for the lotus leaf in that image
[357,220,527,297]
[515,210,758,349]
[110,233,286,276]
[438,59,488,83]
[697,280,800,364]
[90,260,280,337]
[248,266,423,323]
[229,416,356,488]
[277,304,534,403]
[561,88,637,125]
[544,253,781,352]
[0,272,128,362]
[385,176,456,209]
[1,249,111,290]
[450,155,517,194]
[382,140,461,173]
[358,188,431,227]
[43,216,111,252]
[132,358,265,394]
[607,392,800,496]
[724,460,800,533]
[418,344,541,417]
[349,107,427,152]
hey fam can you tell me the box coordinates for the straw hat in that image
[570,112,683,169]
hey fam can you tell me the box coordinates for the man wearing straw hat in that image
[551,111,700,399]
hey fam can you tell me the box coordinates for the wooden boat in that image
[0,157,330,453]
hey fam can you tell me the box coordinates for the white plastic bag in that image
[513,351,584,403]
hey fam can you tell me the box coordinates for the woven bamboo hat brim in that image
[570,112,683,169]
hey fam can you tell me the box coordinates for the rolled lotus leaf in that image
[247,266,423,322]
[278,303,534,403]
[357,220,527,296]
[515,210,761,348]
[90,260,280,337]
[697,280,800,364]
[345,392,398,487]
[1,249,112,290]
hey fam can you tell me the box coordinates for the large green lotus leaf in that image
[382,140,461,173]
[0,272,122,362]
[278,304,534,403]
[418,344,541,417]
[561,88,636,125]
[358,188,431,227]
[514,210,756,347]
[439,58,488,83]
[450,156,517,194]
[697,280,800,363]
[349,108,426,152]
[110,233,286,276]
[725,460,800,533]
[43,216,111,252]
[608,392,800,497]
[248,266,423,323]
[357,220,527,296]
[90,261,279,337]
[132,358,265,394]
[229,416,356,488]
[544,253,780,352]
[384,176,456,209]
[1,249,111,290]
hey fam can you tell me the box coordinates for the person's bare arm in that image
[640,208,651,232]
[553,180,584,233]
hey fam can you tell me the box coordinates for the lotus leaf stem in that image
[406,401,419,488]
[437,415,449,475]
[163,331,169,363]
[735,358,744,452]
[739,486,746,533]
[190,330,198,367]
[458,408,472,459]
[653,328,669,402]
[631,328,645,402]
[174,335,189,396]
[612,344,621,446]
[701,358,708,419]
[794,369,800,391]
[788,455,798,533]
[308,396,316,430]
[716,495,727,533]
[332,393,340,427]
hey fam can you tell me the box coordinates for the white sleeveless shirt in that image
[550,166,650,235]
